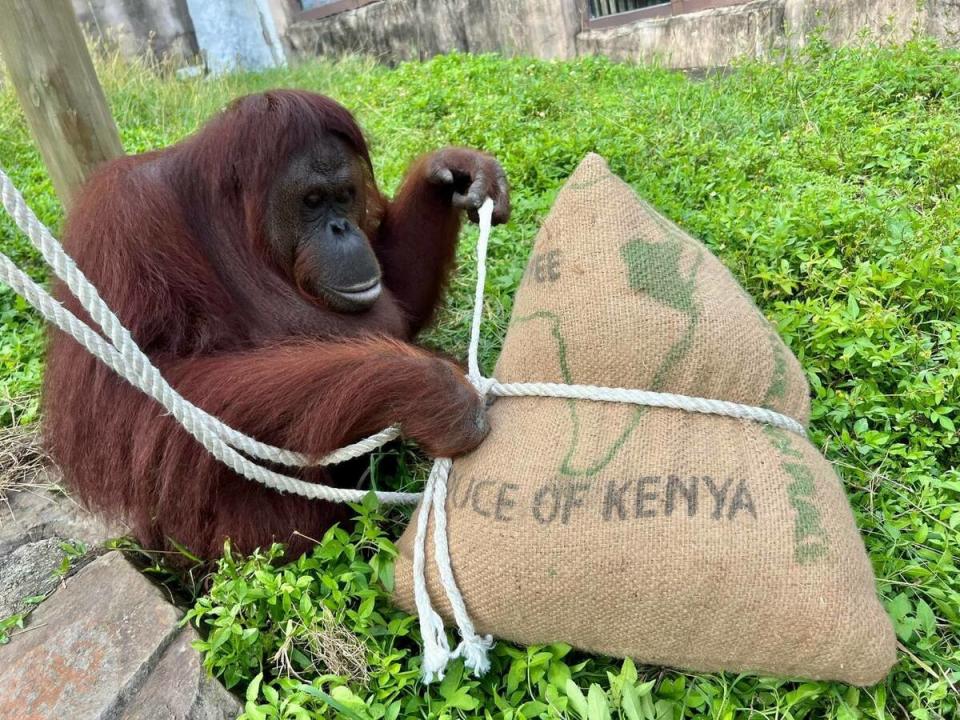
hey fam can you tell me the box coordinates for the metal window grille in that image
[588,0,669,18]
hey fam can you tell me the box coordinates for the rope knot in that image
[452,633,494,676]
[469,374,497,400]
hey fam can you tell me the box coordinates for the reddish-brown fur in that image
[43,90,483,559]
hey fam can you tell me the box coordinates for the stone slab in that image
[0,537,67,617]
[0,474,126,621]
[120,626,242,720]
[0,472,125,556]
[0,551,238,719]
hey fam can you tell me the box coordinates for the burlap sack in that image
[394,154,895,685]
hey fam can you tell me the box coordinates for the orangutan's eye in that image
[335,186,355,205]
[303,191,323,209]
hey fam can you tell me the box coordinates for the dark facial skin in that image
[266,134,381,313]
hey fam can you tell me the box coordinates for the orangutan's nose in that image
[328,218,349,237]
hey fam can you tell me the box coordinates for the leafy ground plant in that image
[1,36,959,719]
[187,497,758,720]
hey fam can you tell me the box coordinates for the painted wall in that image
[184,0,286,74]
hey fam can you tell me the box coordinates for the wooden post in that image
[0,0,124,208]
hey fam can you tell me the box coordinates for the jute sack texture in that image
[394,154,895,685]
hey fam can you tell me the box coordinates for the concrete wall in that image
[71,0,286,73]
[577,0,787,68]
[69,0,960,72]
[286,0,580,63]
[287,0,960,70]
[927,0,960,44]
[71,0,198,60]
[574,0,960,67]
[785,0,960,47]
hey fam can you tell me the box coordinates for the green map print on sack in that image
[513,234,704,478]
[621,234,829,563]
[731,255,830,563]
[644,201,830,564]
[764,424,830,563]
[757,324,830,563]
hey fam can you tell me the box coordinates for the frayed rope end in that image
[421,643,452,684]
[419,607,452,684]
[453,634,494,677]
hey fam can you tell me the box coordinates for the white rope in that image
[490,381,806,435]
[412,202,497,681]
[430,458,494,675]
[0,165,808,683]
[411,460,452,682]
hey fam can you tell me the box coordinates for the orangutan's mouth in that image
[326,277,382,312]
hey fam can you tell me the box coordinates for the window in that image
[289,0,380,22]
[590,1,672,20]
[580,0,751,29]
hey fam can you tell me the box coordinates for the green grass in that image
[2,38,959,719]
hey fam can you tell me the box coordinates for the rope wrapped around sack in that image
[0,165,806,683]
